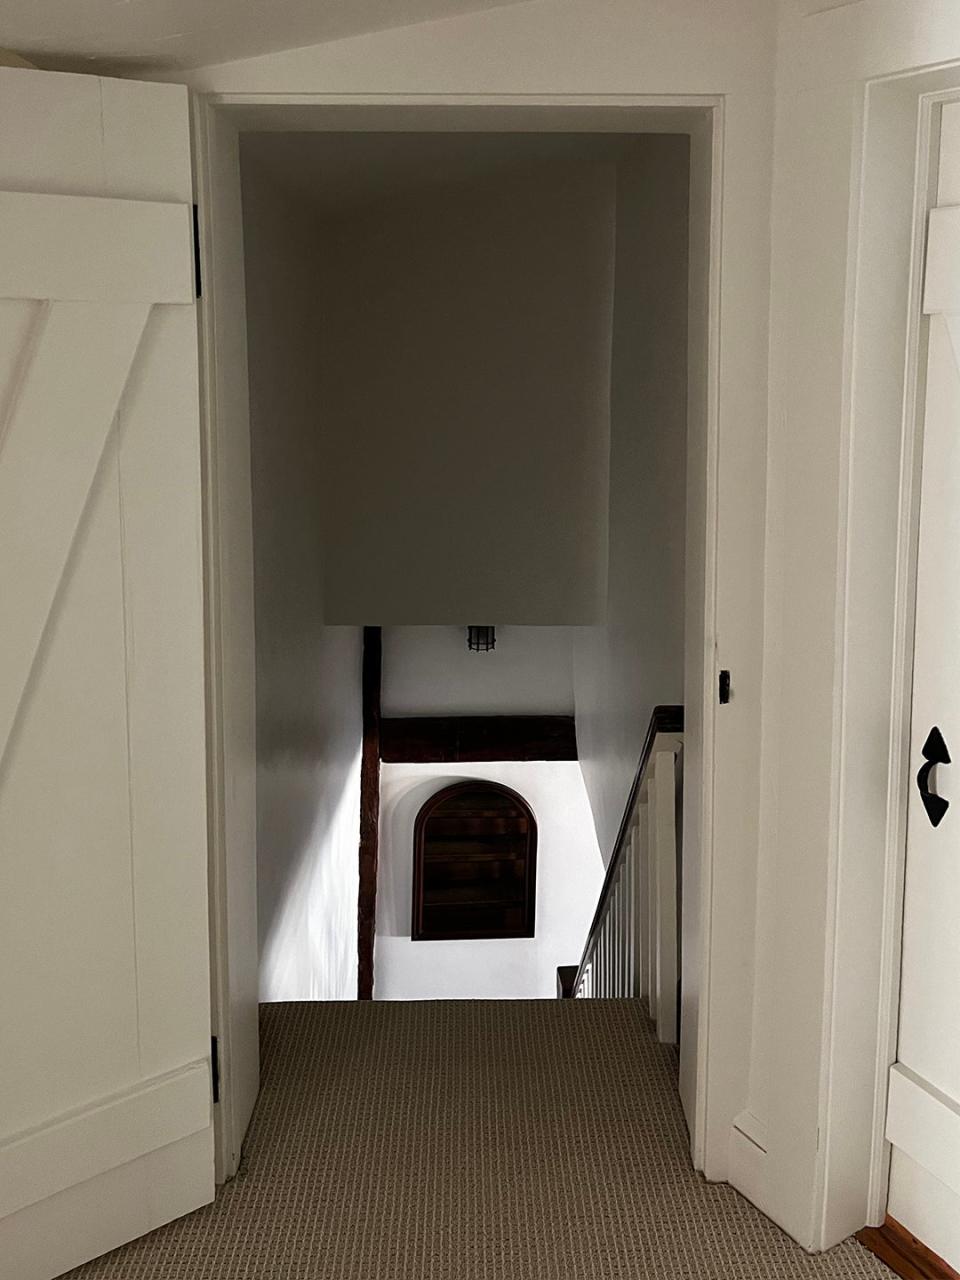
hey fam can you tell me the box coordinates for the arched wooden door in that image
[412,781,537,941]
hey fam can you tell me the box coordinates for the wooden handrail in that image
[572,704,683,994]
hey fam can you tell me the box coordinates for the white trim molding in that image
[0,1061,210,1219]
[886,1064,960,1202]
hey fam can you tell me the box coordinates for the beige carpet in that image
[66,1000,891,1279]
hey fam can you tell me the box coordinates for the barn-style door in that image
[0,68,213,1280]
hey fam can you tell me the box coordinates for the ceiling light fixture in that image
[466,626,496,653]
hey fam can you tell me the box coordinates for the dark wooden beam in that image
[379,715,577,763]
[357,626,382,1001]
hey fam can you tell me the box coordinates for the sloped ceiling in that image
[792,0,863,13]
[2,0,531,74]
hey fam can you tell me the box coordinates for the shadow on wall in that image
[574,134,689,862]
[256,628,363,1002]
[377,776,454,937]
[257,740,362,1002]
[242,154,366,1003]
[318,151,615,625]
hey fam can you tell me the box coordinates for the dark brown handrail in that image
[571,704,684,995]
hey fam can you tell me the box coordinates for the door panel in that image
[115,303,209,1078]
[0,192,192,302]
[2,443,141,1134]
[0,302,150,755]
[896,310,960,1095]
[886,98,960,1274]
[0,68,213,1280]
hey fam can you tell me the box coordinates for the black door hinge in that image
[718,669,731,705]
[192,204,202,298]
[211,1035,221,1103]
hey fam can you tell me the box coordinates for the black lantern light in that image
[467,626,496,653]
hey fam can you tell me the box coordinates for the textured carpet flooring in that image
[67,1000,891,1279]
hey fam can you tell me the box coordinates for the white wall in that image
[186,0,775,1199]
[574,135,689,863]
[318,157,615,625]
[241,148,362,1002]
[382,626,574,715]
[254,627,362,1001]
[742,0,960,1251]
[375,761,604,998]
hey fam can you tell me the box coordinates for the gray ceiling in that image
[1,0,529,74]
[239,131,666,214]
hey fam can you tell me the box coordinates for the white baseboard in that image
[0,1060,210,1218]
[0,1126,214,1280]
[886,1063,960,1201]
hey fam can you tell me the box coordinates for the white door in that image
[886,99,960,1274]
[0,68,214,1280]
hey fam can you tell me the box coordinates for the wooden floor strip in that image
[857,1217,960,1280]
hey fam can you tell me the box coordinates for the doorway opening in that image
[195,98,719,1183]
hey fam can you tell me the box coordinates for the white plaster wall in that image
[318,159,615,625]
[382,626,574,715]
[185,0,775,1194]
[375,761,604,998]
[254,627,362,1001]
[241,150,362,1002]
[574,135,689,864]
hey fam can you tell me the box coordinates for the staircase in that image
[566,706,684,1044]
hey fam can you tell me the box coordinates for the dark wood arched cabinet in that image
[412,781,537,941]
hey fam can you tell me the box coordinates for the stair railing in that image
[563,705,683,1046]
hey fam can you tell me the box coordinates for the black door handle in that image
[917,725,950,828]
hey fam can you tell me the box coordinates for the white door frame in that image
[819,66,960,1246]
[192,91,724,1180]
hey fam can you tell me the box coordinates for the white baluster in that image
[646,786,659,1024]
[626,829,636,997]
[622,862,631,996]
[604,888,612,998]
[652,749,679,1044]
[612,877,622,997]
[633,822,643,998]
[633,811,645,1000]
[635,801,648,1005]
